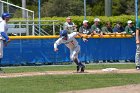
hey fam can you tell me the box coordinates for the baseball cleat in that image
[77,66,80,72]
[80,66,85,72]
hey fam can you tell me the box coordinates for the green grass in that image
[0,73,140,93]
[2,63,135,73]
[0,63,137,93]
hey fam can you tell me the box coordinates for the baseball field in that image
[0,63,140,93]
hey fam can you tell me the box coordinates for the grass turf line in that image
[0,73,140,93]
[2,63,135,73]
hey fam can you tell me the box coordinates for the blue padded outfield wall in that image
[1,35,136,65]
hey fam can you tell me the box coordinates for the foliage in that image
[10,15,135,35]
[90,0,105,16]
[41,0,91,17]
[2,0,140,17]
[39,15,135,28]
[112,0,129,15]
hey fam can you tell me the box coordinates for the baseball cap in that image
[60,30,68,38]
[127,20,132,24]
[94,18,100,22]
[83,20,88,24]
[2,13,10,19]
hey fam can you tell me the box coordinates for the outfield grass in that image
[0,73,140,93]
[0,63,138,93]
[2,63,135,73]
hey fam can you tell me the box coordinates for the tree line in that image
[2,0,139,18]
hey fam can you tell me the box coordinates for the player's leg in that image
[73,54,85,72]
[0,40,3,72]
[74,58,85,72]
[135,44,140,70]
[70,46,85,72]
[70,50,79,72]
[0,59,1,71]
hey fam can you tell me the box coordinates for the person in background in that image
[79,20,91,64]
[63,16,77,34]
[91,18,103,37]
[112,22,125,62]
[113,21,125,34]
[79,20,91,35]
[124,20,135,35]
[101,21,113,35]
[101,21,113,62]
[0,13,11,72]
[124,20,135,62]
[90,18,102,63]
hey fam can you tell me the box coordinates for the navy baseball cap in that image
[2,13,10,19]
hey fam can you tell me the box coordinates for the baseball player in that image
[0,13,11,71]
[54,30,87,72]
[135,19,140,70]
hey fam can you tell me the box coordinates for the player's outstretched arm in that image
[54,38,62,52]
[54,48,58,52]
[1,32,11,46]
[54,43,59,52]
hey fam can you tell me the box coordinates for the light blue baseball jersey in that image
[0,20,8,32]
[0,20,8,40]
[54,32,79,50]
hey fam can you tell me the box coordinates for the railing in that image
[8,20,62,36]
[0,0,34,22]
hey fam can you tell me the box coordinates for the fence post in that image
[32,12,35,35]
[135,0,138,28]
[0,2,3,16]
[26,11,29,35]
[105,0,112,16]
[53,21,55,35]
[19,22,22,36]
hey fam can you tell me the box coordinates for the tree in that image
[2,0,139,17]
[41,0,72,17]
[2,0,47,17]
[41,0,92,17]
[90,0,105,16]
[112,0,138,16]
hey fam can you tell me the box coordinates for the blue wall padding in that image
[1,37,136,65]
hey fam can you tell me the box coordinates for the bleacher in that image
[7,24,26,36]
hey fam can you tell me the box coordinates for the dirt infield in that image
[62,84,140,93]
[0,69,140,78]
[0,69,140,93]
